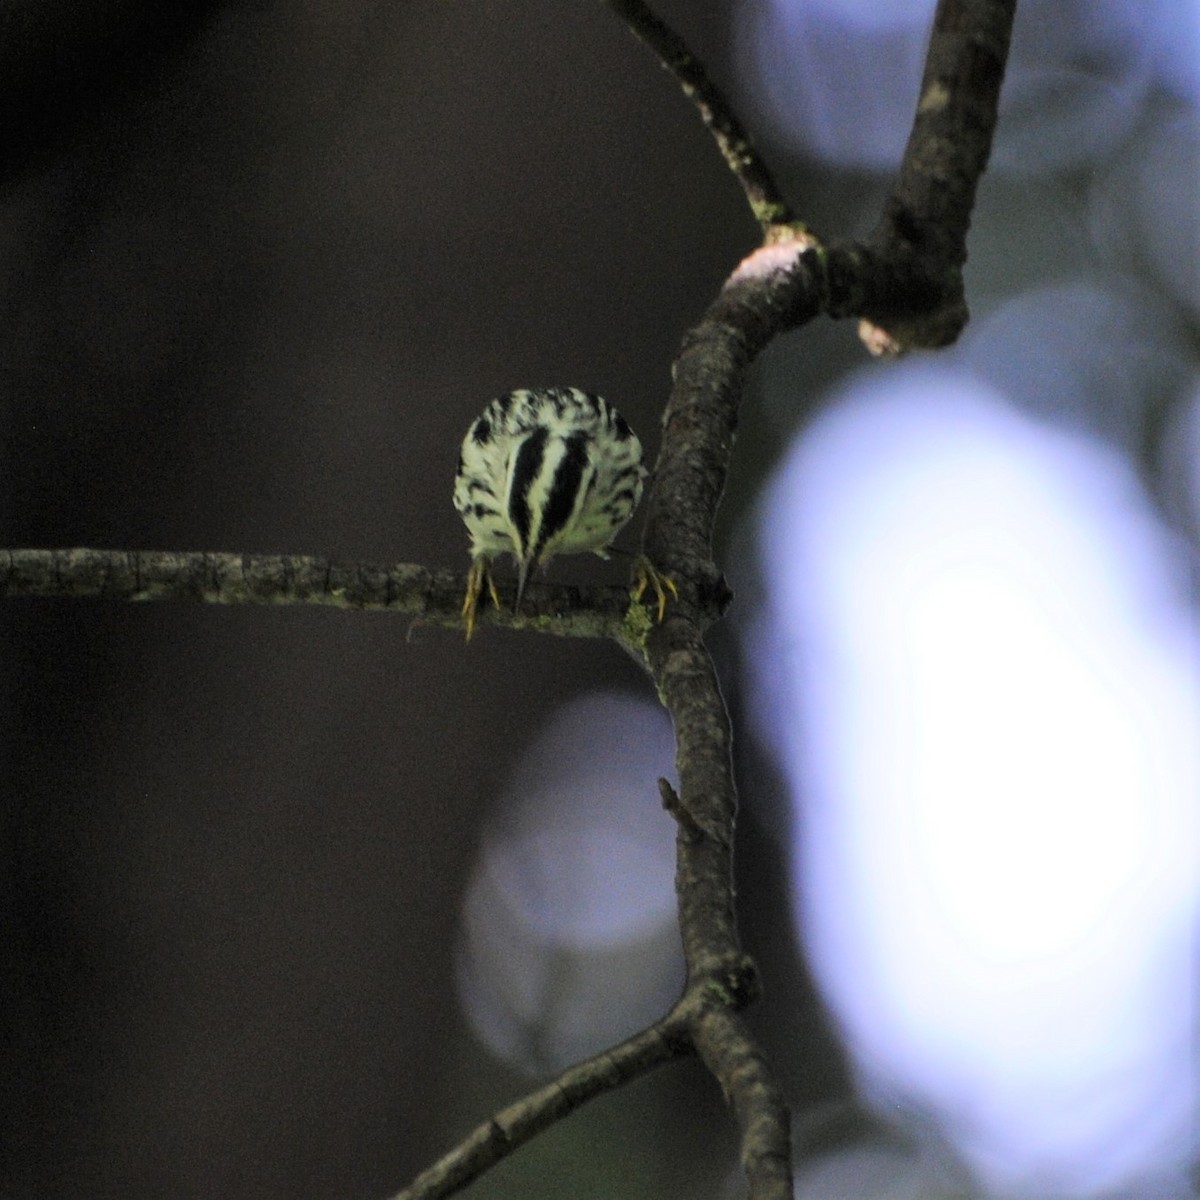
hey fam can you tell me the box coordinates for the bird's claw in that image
[631,557,678,623]
[462,559,502,641]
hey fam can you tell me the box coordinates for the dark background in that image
[3,1,1194,1197]
[0,3,850,1196]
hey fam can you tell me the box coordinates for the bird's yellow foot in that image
[462,559,502,641]
[631,556,678,623]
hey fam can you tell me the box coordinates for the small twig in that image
[607,0,803,239]
[658,777,702,842]
[387,1016,692,1200]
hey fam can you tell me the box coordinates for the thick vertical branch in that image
[631,239,822,1200]
[629,4,1018,1193]
[691,1007,793,1197]
[640,256,822,587]
[880,0,1017,266]
[853,0,1018,350]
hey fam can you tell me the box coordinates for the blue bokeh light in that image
[455,692,683,1073]
[1088,107,1200,321]
[748,367,1199,1195]
[734,0,1176,172]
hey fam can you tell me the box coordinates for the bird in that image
[453,387,662,638]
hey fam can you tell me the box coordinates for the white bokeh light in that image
[456,692,683,1073]
[957,277,1194,450]
[749,366,1199,1195]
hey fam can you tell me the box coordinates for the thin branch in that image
[385,1014,691,1200]
[607,0,802,239]
[0,547,656,640]
[661,737,795,1200]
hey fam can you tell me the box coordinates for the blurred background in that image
[0,0,1196,1196]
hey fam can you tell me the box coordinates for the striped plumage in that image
[454,387,646,636]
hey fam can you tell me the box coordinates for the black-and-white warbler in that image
[454,387,657,638]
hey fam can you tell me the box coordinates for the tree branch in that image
[610,0,1016,354]
[607,0,803,239]
[691,1006,792,1198]
[385,1015,692,1200]
[629,256,816,1194]
[882,0,1016,269]
[852,0,1018,351]
[624,4,1016,1194]
[0,547,675,640]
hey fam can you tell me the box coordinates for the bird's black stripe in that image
[533,432,589,562]
[508,425,550,555]
[605,485,638,509]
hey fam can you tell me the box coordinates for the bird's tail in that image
[515,558,531,612]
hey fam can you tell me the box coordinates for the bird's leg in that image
[462,558,502,641]
[631,555,678,623]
